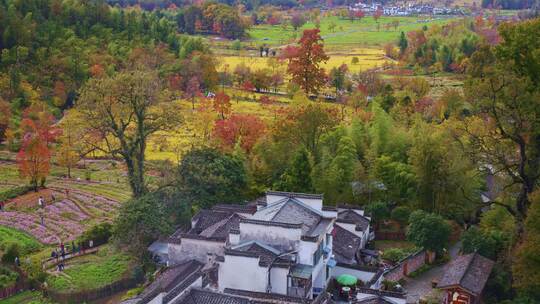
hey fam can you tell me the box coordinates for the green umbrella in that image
[336,274,357,286]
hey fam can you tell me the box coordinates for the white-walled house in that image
[217,191,336,299]
[137,191,373,304]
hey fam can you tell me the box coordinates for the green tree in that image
[461,226,507,260]
[276,147,313,193]
[398,31,408,56]
[391,206,411,226]
[77,68,181,198]
[366,201,390,225]
[409,120,480,221]
[461,18,540,237]
[314,136,358,203]
[513,191,540,300]
[177,148,247,209]
[406,210,451,254]
[113,192,173,257]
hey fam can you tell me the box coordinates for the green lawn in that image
[373,240,416,251]
[46,246,133,292]
[0,226,42,254]
[247,15,458,47]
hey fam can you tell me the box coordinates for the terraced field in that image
[0,188,121,245]
[0,158,130,246]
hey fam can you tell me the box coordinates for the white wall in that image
[331,265,378,284]
[168,239,224,265]
[218,255,267,292]
[312,257,326,289]
[336,222,363,238]
[322,209,337,218]
[270,267,289,295]
[229,233,240,246]
[298,240,318,265]
[239,222,301,251]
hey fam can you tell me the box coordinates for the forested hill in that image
[0,0,243,136]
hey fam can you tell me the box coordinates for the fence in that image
[47,276,141,304]
[0,268,29,300]
[42,246,101,270]
[374,231,406,241]
[383,250,435,282]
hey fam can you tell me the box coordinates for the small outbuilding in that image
[437,252,494,304]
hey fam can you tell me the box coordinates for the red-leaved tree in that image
[285,29,329,96]
[213,114,266,153]
[213,92,232,119]
[16,105,61,190]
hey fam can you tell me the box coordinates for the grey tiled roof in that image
[226,241,290,267]
[175,287,324,304]
[355,288,405,304]
[224,288,311,303]
[266,190,324,199]
[199,213,243,240]
[354,297,394,304]
[173,288,251,304]
[332,225,361,265]
[438,252,494,296]
[191,210,234,234]
[337,210,370,232]
[251,197,332,237]
[138,260,203,304]
[170,209,245,242]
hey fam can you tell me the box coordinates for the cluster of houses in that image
[350,2,465,16]
[124,190,494,304]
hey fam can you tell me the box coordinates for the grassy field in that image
[0,226,42,254]
[46,246,133,292]
[247,15,457,47]
[373,240,416,251]
[145,98,286,161]
[218,47,387,74]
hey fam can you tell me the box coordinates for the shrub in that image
[0,185,34,203]
[382,248,408,263]
[232,39,242,51]
[391,206,411,225]
[0,266,18,288]
[78,223,113,246]
[1,243,21,265]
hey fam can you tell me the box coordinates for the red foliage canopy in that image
[213,114,266,153]
[285,29,329,95]
[213,91,231,119]
[16,105,61,188]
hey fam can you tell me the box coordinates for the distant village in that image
[350,2,467,16]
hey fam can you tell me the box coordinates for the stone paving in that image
[404,242,461,304]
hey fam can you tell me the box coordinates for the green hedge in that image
[0,185,33,203]
[0,266,18,289]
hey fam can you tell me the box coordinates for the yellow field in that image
[218,48,388,74]
[145,97,286,161]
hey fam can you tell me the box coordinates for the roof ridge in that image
[458,252,477,287]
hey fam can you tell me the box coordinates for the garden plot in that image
[0,189,121,245]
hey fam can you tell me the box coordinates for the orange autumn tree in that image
[16,105,61,190]
[213,91,231,119]
[213,114,266,153]
[284,29,329,96]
